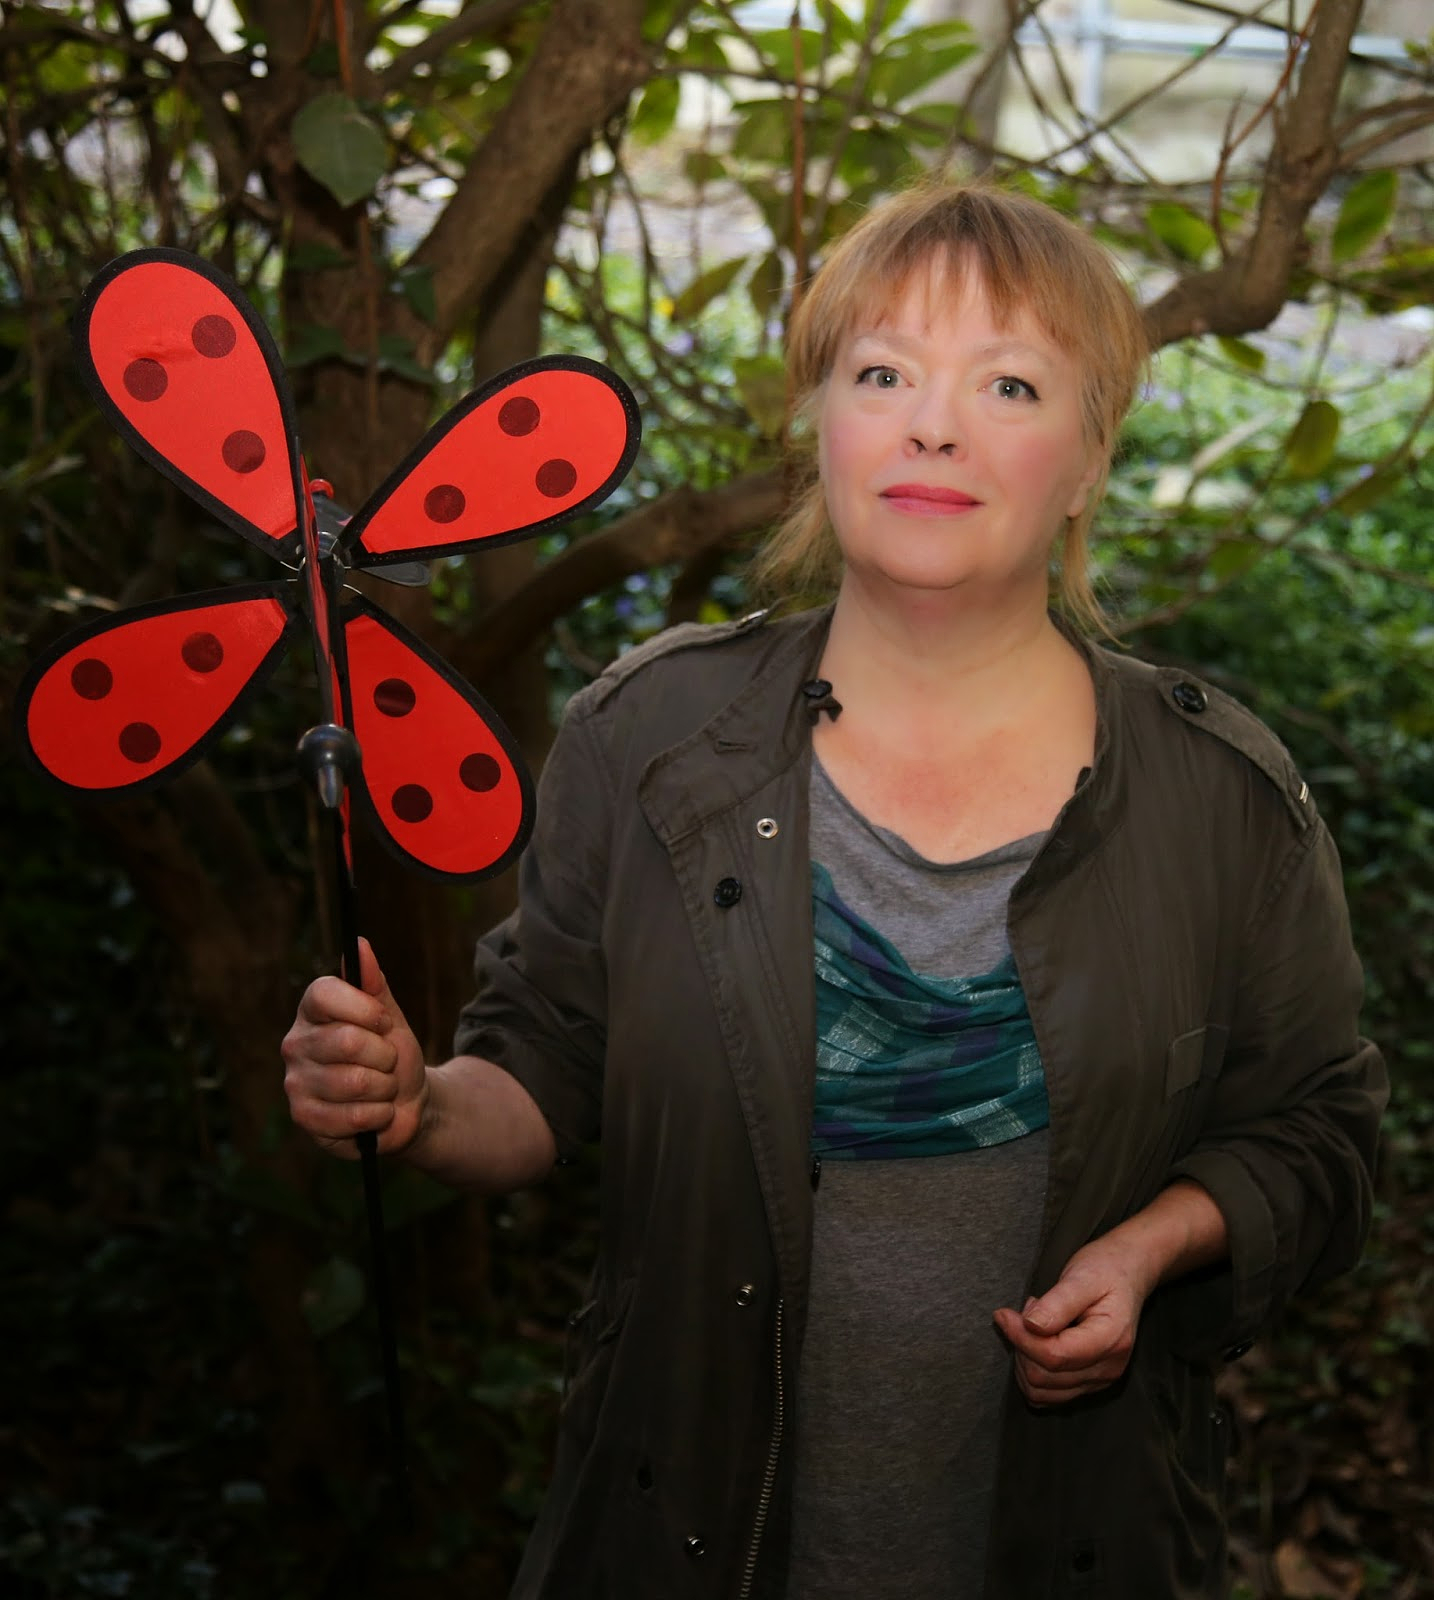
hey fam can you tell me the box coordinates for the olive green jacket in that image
[454,605,1386,1600]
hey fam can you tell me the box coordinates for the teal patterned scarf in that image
[811,861,1049,1160]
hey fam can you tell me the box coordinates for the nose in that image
[905,384,963,457]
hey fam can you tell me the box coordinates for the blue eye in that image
[856,365,902,388]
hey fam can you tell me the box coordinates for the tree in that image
[2,0,1431,1591]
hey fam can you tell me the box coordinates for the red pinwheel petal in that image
[341,600,532,880]
[78,253,299,555]
[20,589,295,790]
[346,359,638,563]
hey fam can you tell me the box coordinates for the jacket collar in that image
[638,602,1130,859]
[638,606,834,844]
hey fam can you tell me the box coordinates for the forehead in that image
[844,256,1062,354]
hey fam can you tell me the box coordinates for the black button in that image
[800,678,833,700]
[810,1154,822,1191]
[1071,1546,1096,1574]
[713,877,742,908]
[1172,681,1207,714]
[734,1283,755,1307]
[685,1535,706,1558]
[636,1462,654,1492]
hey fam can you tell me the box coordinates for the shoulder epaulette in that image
[1151,664,1313,831]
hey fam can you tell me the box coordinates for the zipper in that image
[738,1297,785,1599]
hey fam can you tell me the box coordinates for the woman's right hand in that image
[282,937,428,1159]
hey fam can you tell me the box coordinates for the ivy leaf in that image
[292,93,388,208]
[301,1257,365,1337]
[671,256,748,322]
[1332,170,1398,263]
[1282,400,1341,478]
[1145,202,1217,264]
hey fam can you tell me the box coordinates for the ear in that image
[1065,447,1105,520]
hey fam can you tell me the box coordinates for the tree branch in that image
[372,0,533,93]
[1141,0,1365,350]
[459,468,783,681]
[407,0,651,355]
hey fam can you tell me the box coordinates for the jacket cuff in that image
[1161,1148,1277,1362]
[452,1020,598,1164]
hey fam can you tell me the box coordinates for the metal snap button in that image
[685,1535,706,1558]
[713,877,742,909]
[756,817,779,839]
[734,1283,755,1307]
[1172,681,1207,714]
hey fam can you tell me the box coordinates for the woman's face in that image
[817,261,1101,605]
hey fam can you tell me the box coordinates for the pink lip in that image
[880,484,981,511]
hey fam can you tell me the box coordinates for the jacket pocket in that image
[561,1277,634,1454]
[1165,1026,1224,1097]
[1128,1026,1230,1207]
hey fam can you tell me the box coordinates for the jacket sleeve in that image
[451,692,613,1159]
[1161,815,1388,1362]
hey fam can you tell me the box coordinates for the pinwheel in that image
[17,247,641,1489]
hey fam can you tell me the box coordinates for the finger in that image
[287,1018,399,1074]
[303,1061,402,1107]
[297,972,391,1033]
[996,1307,1126,1372]
[296,1091,400,1146]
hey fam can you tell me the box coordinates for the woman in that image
[283,183,1386,1599]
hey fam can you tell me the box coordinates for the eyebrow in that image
[849,329,1055,367]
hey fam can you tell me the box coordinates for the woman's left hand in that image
[992,1232,1156,1405]
[993,1179,1229,1406]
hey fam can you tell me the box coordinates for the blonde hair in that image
[752,180,1148,633]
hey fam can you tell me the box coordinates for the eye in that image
[856,364,903,389]
[992,375,1038,402]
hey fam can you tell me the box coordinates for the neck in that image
[818,573,1077,731]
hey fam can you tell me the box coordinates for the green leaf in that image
[292,93,388,208]
[671,256,748,322]
[1332,170,1398,263]
[730,98,792,163]
[1206,539,1264,582]
[1336,465,1401,515]
[1145,202,1217,264]
[630,77,681,146]
[375,332,435,385]
[286,241,351,273]
[866,38,980,106]
[750,27,826,79]
[684,149,727,186]
[1216,336,1266,373]
[748,249,785,325]
[813,0,861,49]
[301,1256,365,1337]
[733,353,788,437]
[1282,400,1341,478]
[285,323,346,367]
[395,263,436,325]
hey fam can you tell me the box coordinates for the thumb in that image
[355,937,407,1031]
[1023,1277,1096,1335]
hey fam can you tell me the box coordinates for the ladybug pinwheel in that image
[17,247,641,1488]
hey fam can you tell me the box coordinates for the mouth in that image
[879,484,982,512]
